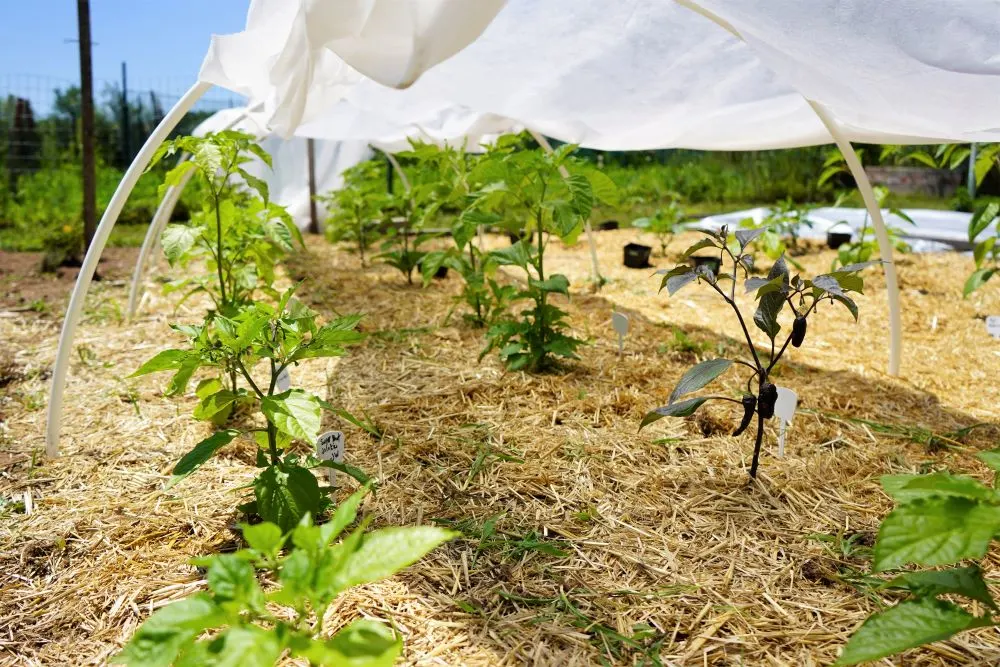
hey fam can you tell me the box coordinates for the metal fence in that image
[1,72,242,193]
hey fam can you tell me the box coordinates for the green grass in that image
[0,223,147,253]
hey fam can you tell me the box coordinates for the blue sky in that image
[1,1,248,99]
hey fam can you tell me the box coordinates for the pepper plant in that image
[640,227,872,478]
[830,186,913,271]
[965,201,999,296]
[150,131,300,311]
[131,285,365,532]
[837,449,1000,664]
[468,141,618,370]
[632,199,684,257]
[321,161,388,267]
[114,486,457,667]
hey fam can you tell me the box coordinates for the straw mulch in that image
[1,230,998,666]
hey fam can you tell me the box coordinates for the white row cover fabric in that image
[696,207,974,253]
[199,0,1000,148]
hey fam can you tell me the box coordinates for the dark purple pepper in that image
[791,316,807,348]
[732,394,756,436]
[758,383,778,419]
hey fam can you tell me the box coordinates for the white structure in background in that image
[46,0,1000,454]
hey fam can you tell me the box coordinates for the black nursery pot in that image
[417,260,449,279]
[598,220,619,231]
[690,255,721,274]
[508,231,534,245]
[623,242,653,269]
[827,231,852,249]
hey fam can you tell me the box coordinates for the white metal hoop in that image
[46,82,212,456]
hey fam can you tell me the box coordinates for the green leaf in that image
[292,619,402,667]
[970,202,999,242]
[976,448,1000,473]
[566,174,594,218]
[206,554,264,608]
[530,275,570,296]
[886,566,997,609]
[639,397,711,429]
[261,390,322,445]
[335,526,456,590]
[192,390,239,422]
[880,473,997,503]
[831,294,859,321]
[111,594,225,667]
[873,495,1000,571]
[490,241,532,269]
[754,256,787,340]
[584,169,619,206]
[196,626,283,667]
[320,486,370,546]
[195,378,224,400]
[665,271,698,295]
[237,168,270,205]
[735,227,766,248]
[963,268,995,297]
[160,225,199,265]
[681,238,717,258]
[669,359,732,403]
[130,350,192,377]
[255,464,322,534]
[169,430,239,487]
[165,356,202,397]
[836,598,990,665]
[241,522,285,556]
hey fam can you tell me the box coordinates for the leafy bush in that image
[633,199,684,257]
[469,140,618,370]
[321,160,388,267]
[829,187,913,271]
[837,450,1000,664]
[132,286,365,531]
[641,227,872,477]
[114,486,457,667]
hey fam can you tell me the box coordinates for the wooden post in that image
[306,138,319,233]
[77,0,97,251]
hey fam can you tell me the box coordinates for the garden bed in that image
[1,232,998,665]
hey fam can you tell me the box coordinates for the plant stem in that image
[266,357,278,465]
[709,281,763,371]
[213,191,228,307]
[534,204,547,365]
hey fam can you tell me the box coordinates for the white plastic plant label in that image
[774,387,798,459]
[987,316,1000,340]
[316,430,345,484]
[275,367,291,393]
[612,312,629,356]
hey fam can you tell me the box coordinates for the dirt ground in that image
[0,248,139,313]
[1,231,999,665]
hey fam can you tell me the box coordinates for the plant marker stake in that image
[316,431,345,485]
[774,387,798,459]
[612,312,629,357]
[987,316,1000,340]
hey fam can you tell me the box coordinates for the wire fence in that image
[0,72,242,195]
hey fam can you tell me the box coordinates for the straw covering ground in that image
[1,231,999,665]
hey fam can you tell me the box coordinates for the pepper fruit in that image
[758,382,778,419]
[791,316,807,348]
[732,394,756,436]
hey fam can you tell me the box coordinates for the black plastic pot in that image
[624,243,653,269]
[827,231,852,249]
[417,260,449,279]
[508,231,534,245]
[690,255,721,274]
[598,220,619,231]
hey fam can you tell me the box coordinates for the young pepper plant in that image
[640,227,872,478]
[633,199,684,257]
[321,160,388,267]
[469,141,618,370]
[113,486,458,667]
[837,449,1000,664]
[130,285,365,532]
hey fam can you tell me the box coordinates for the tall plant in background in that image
[150,131,302,312]
[114,487,457,667]
[131,285,365,532]
[829,186,913,271]
[469,140,618,370]
[633,198,684,257]
[641,227,872,478]
[837,448,1000,664]
[321,160,387,267]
